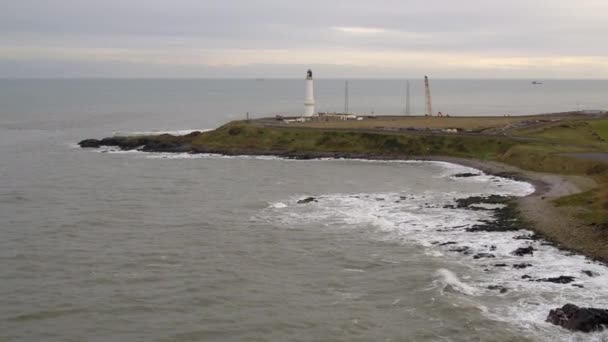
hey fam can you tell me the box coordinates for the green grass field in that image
[590,119,608,141]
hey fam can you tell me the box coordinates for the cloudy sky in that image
[1,0,608,78]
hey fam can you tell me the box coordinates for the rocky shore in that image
[78,134,604,261]
[80,132,608,334]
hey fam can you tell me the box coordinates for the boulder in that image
[449,246,473,255]
[473,253,495,259]
[453,173,480,178]
[439,241,457,246]
[78,139,102,148]
[297,197,317,204]
[511,246,534,256]
[582,270,599,277]
[513,263,533,269]
[536,276,575,284]
[546,304,608,332]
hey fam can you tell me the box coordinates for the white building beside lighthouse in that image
[303,69,315,117]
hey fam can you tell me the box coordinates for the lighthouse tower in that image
[304,69,315,117]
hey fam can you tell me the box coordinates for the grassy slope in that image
[191,122,515,159]
[508,119,608,227]
[190,118,608,227]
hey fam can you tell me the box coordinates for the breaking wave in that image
[258,162,608,342]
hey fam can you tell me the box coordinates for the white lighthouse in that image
[304,69,315,117]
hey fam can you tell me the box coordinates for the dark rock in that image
[513,263,533,269]
[513,234,540,241]
[473,253,495,259]
[455,195,510,209]
[572,284,585,288]
[439,241,457,246]
[582,270,599,277]
[78,139,103,148]
[521,275,532,280]
[487,285,508,293]
[537,276,576,284]
[494,263,508,267]
[546,304,608,332]
[375,198,385,201]
[459,195,528,232]
[453,173,480,178]
[297,197,317,204]
[449,246,473,255]
[490,245,497,251]
[511,246,534,256]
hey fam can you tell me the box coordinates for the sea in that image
[1,79,608,342]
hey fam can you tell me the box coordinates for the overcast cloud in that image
[1,0,607,78]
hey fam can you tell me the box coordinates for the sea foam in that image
[258,162,607,341]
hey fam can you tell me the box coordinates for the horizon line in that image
[2,77,608,81]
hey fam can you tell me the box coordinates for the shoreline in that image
[84,142,606,263]
[427,156,607,262]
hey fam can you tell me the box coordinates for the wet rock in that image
[79,134,194,152]
[487,285,508,293]
[513,263,533,269]
[494,263,508,267]
[511,246,535,256]
[439,241,457,246]
[297,197,317,204]
[453,173,480,178]
[455,195,509,208]
[78,139,103,148]
[536,276,576,284]
[513,234,540,241]
[449,246,473,255]
[463,196,527,232]
[473,253,495,259]
[582,270,599,277]
[546,304,608,332]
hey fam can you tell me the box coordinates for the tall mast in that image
[405,80,411,116]
[424,76,433,116]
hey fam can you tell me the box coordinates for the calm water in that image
[1,79,608,342]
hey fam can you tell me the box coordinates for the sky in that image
[1,0,608,78]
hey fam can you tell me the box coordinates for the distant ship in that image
[532,81,543,85]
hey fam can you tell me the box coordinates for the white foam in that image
[435,268,477,296]
[257,169,607,341]
[269,202,288,209]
